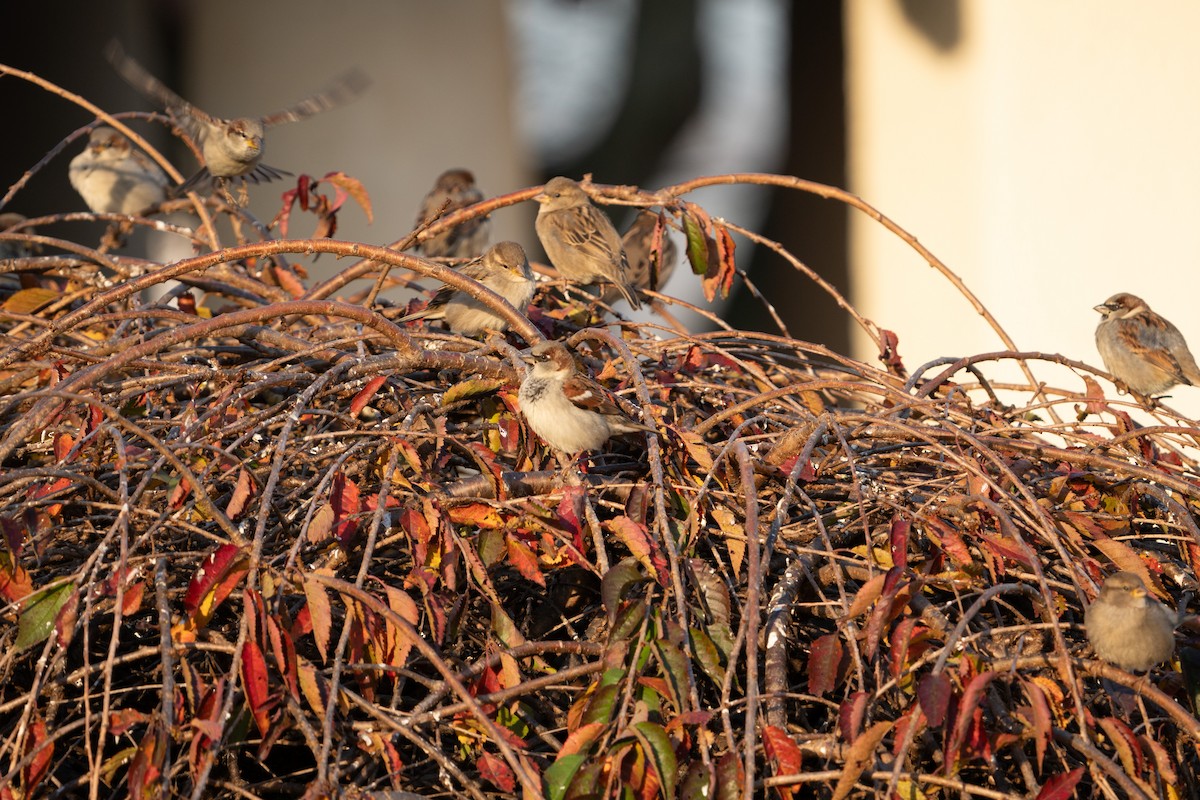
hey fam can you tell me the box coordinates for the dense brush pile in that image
[2,83,1200,800]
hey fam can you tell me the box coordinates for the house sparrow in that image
[68,126,169,215]
[534,177,641,310]
[518,340,653,454]
[1085,571,1177,672]
[1094,292,1200,396]
[0,213,40,259]
[394,241,534,336]
[601,209,677,304]
[105,41,369,194]
[413,169,489,258]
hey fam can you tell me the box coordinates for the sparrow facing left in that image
[68,126,169,215]
[105,41,369,194]
[518,341,653,455]
[393,241,534,336]
[413,169,489,259]
[1094,292,1200,396]
[1085,571,1177,672]
[534,177,641,310]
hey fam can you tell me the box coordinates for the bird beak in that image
[533,193,548,205]
[1093,304,1107,314]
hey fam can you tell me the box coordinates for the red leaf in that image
[330,472,361,546]
[878,329,906,376]
[350,375,387,418]
[889,515,910,571]
[947,671,997,764]
[839,691,869,743]
[22,714,52,797]
[763,725,803,799]
[889,619,931,679]
[182,544,248,624]
[808,633,843,697]
[1035,768,1084,800]
[241,640,272,736]
[916,672,952,727]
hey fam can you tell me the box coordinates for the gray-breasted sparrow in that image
[534,177,641,310]
[1094,292,1200,396]
[394,241,534,336]
[413,169,489,259]
[1085,571,1176,671]
[105,41,369,194]
[69,126,169,215]
[518,340,653,454]
[601,209,677,304]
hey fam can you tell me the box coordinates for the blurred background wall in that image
[5,0,1200,415]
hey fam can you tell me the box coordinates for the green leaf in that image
[631,721,678,800]
[582,683,620,726]
[16,582,74,652]
[544,753,586,800]
[442,378,505,406]
[690,626,726,686]
[682,207,711,276]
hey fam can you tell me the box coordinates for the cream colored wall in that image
[182,2,535,288]
[846,1,1200,416]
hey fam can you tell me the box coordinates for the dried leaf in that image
[832,720,892,800]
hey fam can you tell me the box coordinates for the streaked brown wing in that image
[260,68,371,127]
[1118,321,1186,380]
[562,374,626,417]
[105,40,217,127]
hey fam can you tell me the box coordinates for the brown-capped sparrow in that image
[413,169,489,258]
[105,41,369,194]
[1085,571,1177,671]
[518,341,653,454]
[393,241,535,336]
[534,177,641,310]
[1094,292,1200,396]
[68,126,169,215]
[601,209,677,304]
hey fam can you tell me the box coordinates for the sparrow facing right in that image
[534,177,641,310]
[518,340,653,455]
[413,169,489,259]
[68,126,169,215]
[1094,292,1200,396]
[105,41,369,194]
[1085,571,1177,672]
[393,241,535,336]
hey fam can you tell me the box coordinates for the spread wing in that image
[105,40,217,129]
[260,68,371,127]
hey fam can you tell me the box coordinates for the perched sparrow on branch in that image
[518,340,654,454]
[394,241,534,336]
[68,127,169,215]
[1094,292,1200,396]
[105,41,369,195]
[602,209,677,304]
[413,169,489,258]
[1085,571,1177,672]
[0,213,40,260]
[534,176,641,310]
